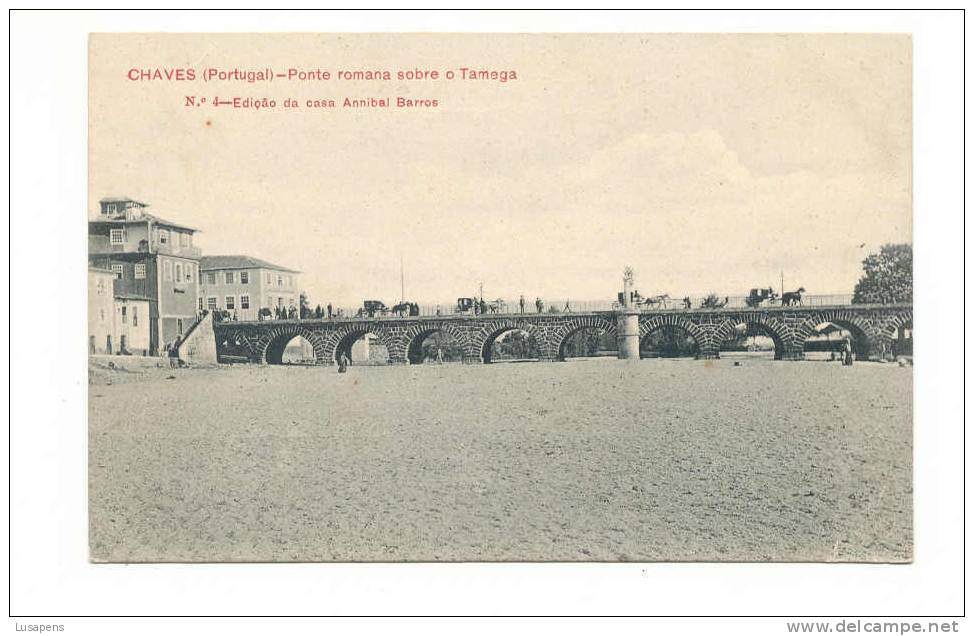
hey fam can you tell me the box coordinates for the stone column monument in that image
[617,266,641,361]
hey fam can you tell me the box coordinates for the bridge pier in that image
[616,310,641,362]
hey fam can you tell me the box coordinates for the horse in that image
[781,287,806,306]
[487,299,507,314]
[642,294,670,309]
[390,302,412,317]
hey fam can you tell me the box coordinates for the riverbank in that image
[89,358,912,562]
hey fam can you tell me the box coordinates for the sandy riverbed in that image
[88,357,911,562]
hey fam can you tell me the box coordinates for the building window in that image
[277,275,283,286]
[120,305,127,324]
[110,228,125,245]
[185,264,193,282]
[240,295,250,310]
[134,263,146,279]
[177,318,183,335]
[225,272,234,284]
[225,296,235,310]
[198,297,204,311]
[207,297,218,310]
[266,273,272,285]
[99,309,105,322]
[163,260,172,281]
[180,232,189,247]
[240,271,249,284]
[158,229,169,244]
[175,263,183,283]
[111,264,123,279]
[266,296,272,308]
[206,272,216,285]
[132,305,139,327]
[287,275,292,287]
[97,279,106,294]
[277,297,283,307]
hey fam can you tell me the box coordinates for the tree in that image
[852,243,912,304]
[700,293,727,309]
[562,328,604,358]
[299,291,312,318]
[493,330,540,360]
[641,326,698,358]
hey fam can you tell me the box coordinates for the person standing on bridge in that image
[563,300,572,313]
[519,295,525,314]
[536,297,543,313]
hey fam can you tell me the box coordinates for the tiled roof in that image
[199,255,300,273]
[88,213,198,232]
[100,196,148,206]
[144,214,198,232]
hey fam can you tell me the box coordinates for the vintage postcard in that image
[87,33,912,562]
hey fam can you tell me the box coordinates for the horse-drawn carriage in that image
[617,291,672,309]
[390,301,420,317]
[745,286,805,307]
[359,300,389,318]
[746,287,778,307]
[456,297,507,314]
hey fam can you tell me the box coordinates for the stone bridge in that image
[212,303,912,365]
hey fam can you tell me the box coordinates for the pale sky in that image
[89,33,911,306]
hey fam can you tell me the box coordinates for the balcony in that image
[89,235,201,259]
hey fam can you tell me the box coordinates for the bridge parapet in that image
[299,294,859,320]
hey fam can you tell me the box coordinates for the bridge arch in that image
[474,320,548,363]
[322,323,402,364]
[217,329,259,362]
[797,310,883,360]
[879,309,913,359]
[878,309,914,341]
[256,325,328,365]
[712,315,796,360]
[401,322,473,364]
[550,315,617,361]
[639,315,706,359]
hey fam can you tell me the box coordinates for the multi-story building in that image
[198,255,300,321]
[88,266,117,354]
[88,196,201,355]
[114,293,153,356]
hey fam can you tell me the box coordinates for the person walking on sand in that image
[436,348,444,364]
[843,340,854,366]
[168,342,179,369]
[338,352,350,373]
